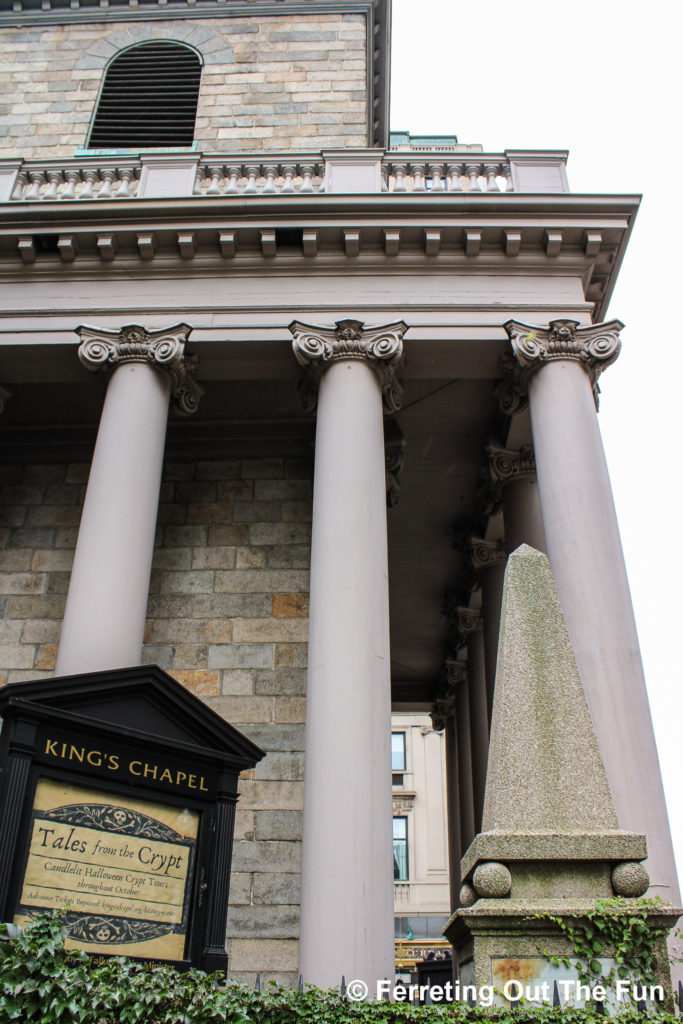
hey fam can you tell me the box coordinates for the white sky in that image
[390,0,683,886]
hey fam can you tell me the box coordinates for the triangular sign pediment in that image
[0,664,264,769]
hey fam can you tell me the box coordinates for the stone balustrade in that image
[9,160,141,201]
[394,880,451,904]
[1,149,570,202]
[194,159,325,197]
[382,156,512,193]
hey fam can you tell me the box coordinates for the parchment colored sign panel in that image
[15,778,199,961]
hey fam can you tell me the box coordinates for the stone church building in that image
[0,0,678,991]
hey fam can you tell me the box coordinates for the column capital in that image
[289,318,407,413]
[431,659,468,731]
[443,599,482,654]
[468,536,507,572]
[504,318,623,406]
[385,433,406,509]
[76,323,203,416]
[430,695,456,732]
[454,606,482,638]
[443,659,468,691]
[487,442,536,484]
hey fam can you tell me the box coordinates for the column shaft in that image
[466,627,489,831]
[444,719,462,912]
[479,564,506,726]
[502,477,546,554]
[529,358,679,901]
[56,363,170,675]
[455,683,475,851]
[299,359,394,986]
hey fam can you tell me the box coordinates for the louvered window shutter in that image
[89,41,201,149]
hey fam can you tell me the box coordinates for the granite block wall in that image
[0,12,368,159]
[0,455,312,984]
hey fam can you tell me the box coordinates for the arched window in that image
[88,41,201,150]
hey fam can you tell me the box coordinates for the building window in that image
[393,816,408,880]
[88,41,202,150]
[391,731,406,786]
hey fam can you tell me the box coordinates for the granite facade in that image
[0,13,368,159]
[0,455,311,984]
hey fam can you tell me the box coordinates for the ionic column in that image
[453,608,488,830]
[505,317,679,903]
[444,661,475,852]
[467,537,507,725]
[431,696,461,912]
[487,443,546,554]
[56,324,202,677]
[289,317,407,988]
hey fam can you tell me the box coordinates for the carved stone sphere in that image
[459,883,477,908]
[611,861,649,897]
[472,861,512,898]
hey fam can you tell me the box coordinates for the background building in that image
[0,0,678,990]
[392,713,450,976]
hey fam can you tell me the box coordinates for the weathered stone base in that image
[446,900,679,1010]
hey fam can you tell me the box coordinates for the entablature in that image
[0,188,638,320]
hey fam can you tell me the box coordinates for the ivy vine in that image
[1,909,680,1022]
[535,896,672,994]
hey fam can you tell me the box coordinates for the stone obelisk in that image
[445,545,679,1000]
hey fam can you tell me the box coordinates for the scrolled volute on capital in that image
[76,322,203,416]
[504,317,624,406]
[289,317,407,413]
[430,695,456,732]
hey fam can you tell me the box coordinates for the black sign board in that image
[0,665,264,972]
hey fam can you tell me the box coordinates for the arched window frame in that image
[85,39,203,153]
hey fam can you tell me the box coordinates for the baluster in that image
[26,171,45,201]
[115,168,135,198]
[44,170,62,200]
[504,163,514,192]
[61,169,81,199]
[466,163,482,191]
[262,164,278,194]
[392,163,407,192]
[380,164,389,192]
[193,166,207,195]
[11,171,28,200]
[225,165,241,195]
[430,160,446,191]
[429,163,445,191]
[484,163,500,192]
[447,163,463,191]
[300,164,315,193]
[97,169,116,198]
[244,165,259,194]
[80,169,99,199]
[205,165,224,196]
[281,164,296,193]
[411,163,426,191]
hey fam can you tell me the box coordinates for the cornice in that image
[0,191,642,224]
[0,0,376,25]
[0,195,639,318]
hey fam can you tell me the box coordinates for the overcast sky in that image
[390,0,683,886]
